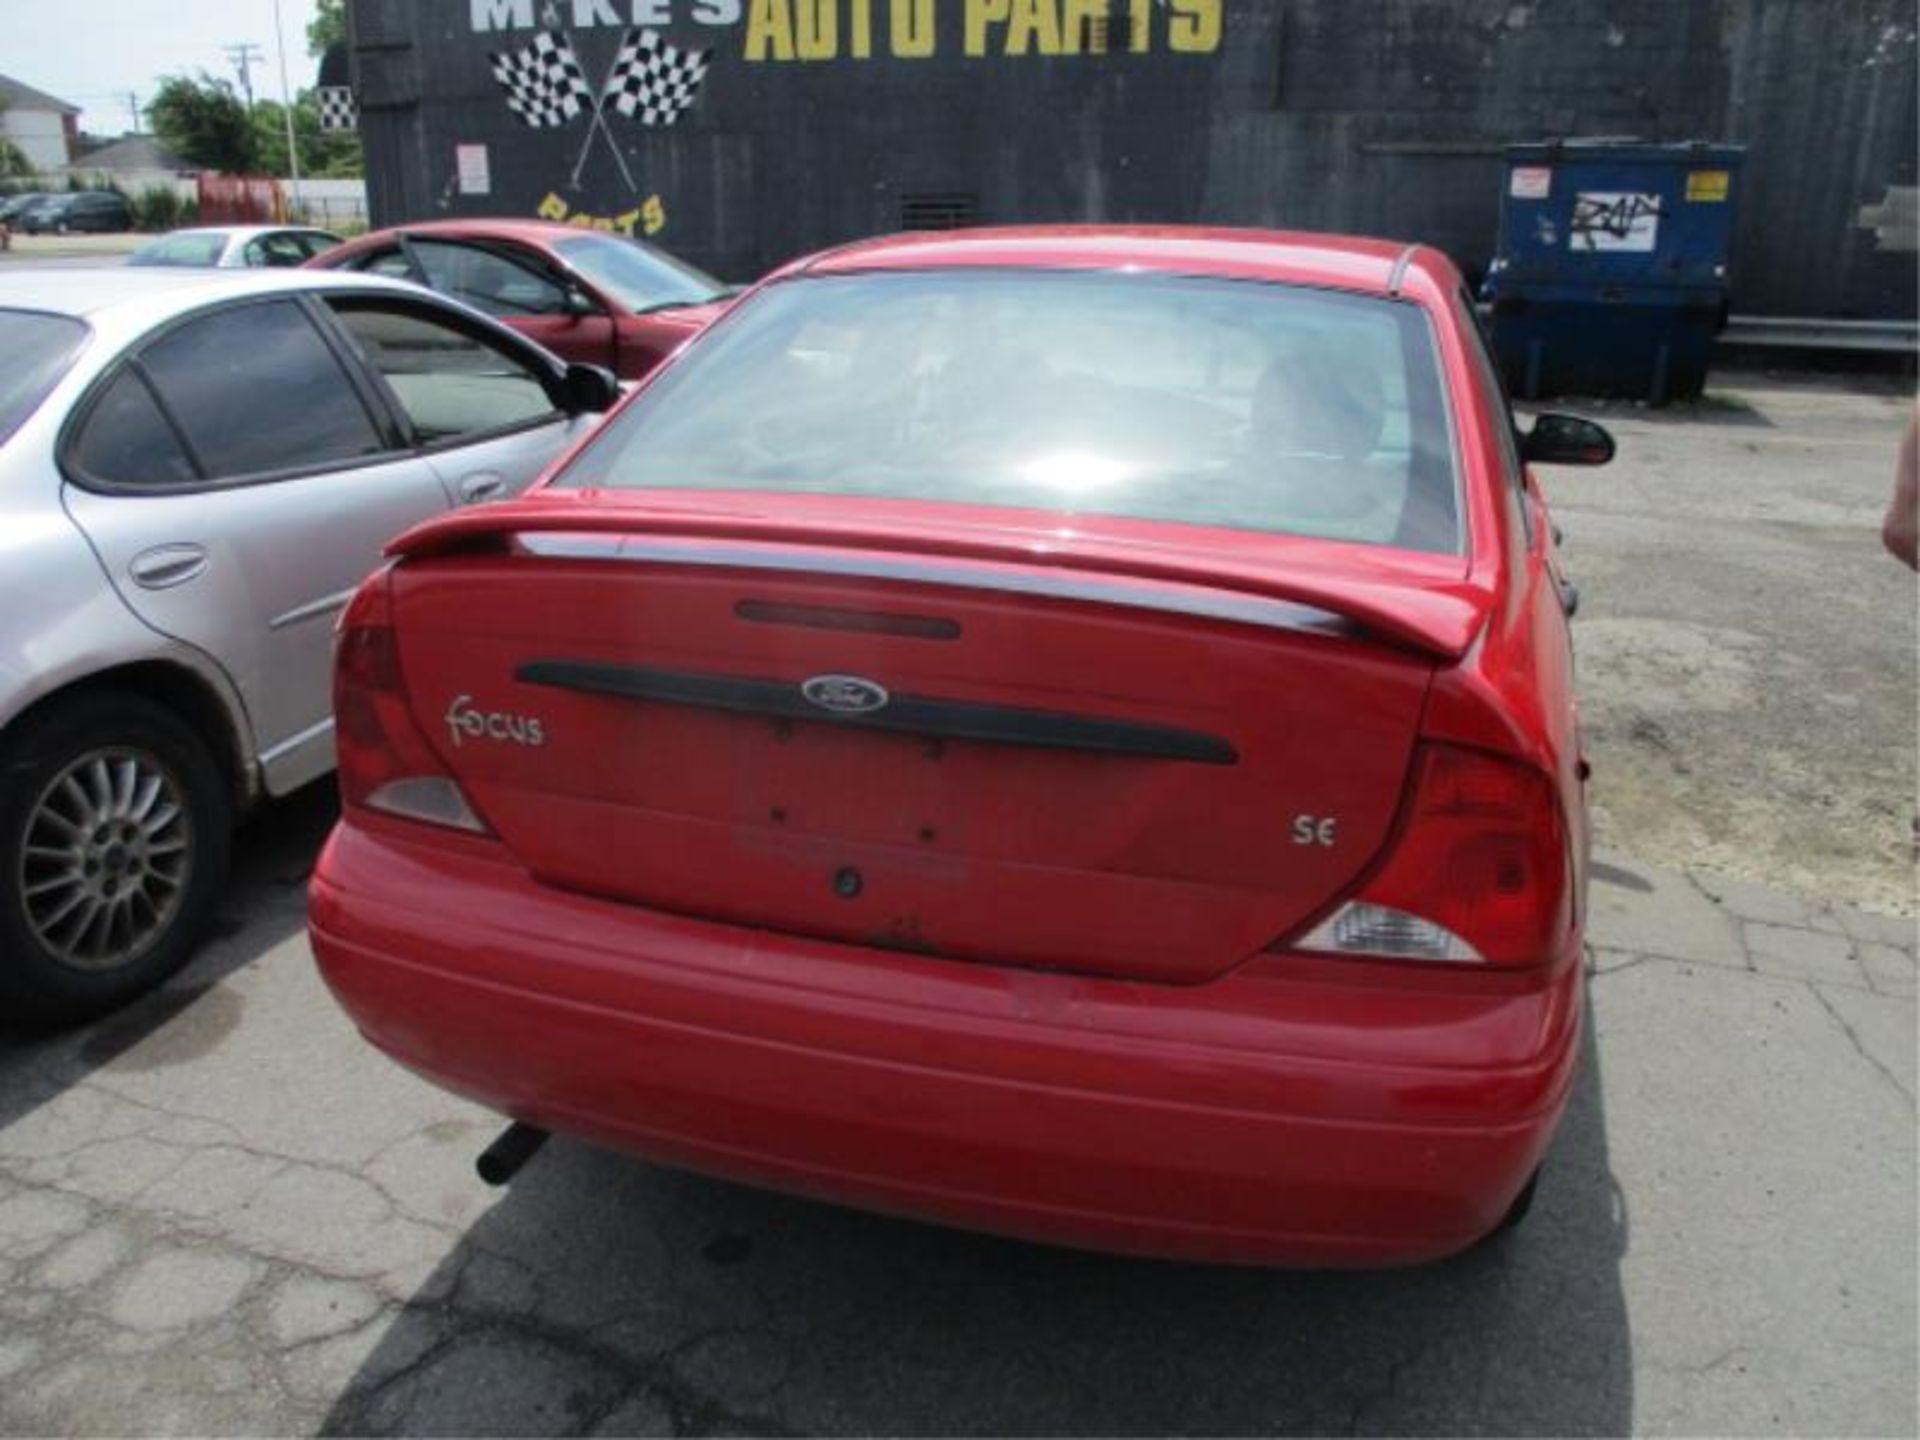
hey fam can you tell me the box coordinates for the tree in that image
[0,138,33,180]
[251,96,363,180]
[0,99,29,179]
[147,74,257,173]
[308,0,347,58]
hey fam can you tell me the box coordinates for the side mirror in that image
[559,362,619,415]
[563,287,599,319]
[1520,413,1615,467]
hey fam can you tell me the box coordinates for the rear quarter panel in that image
[0,476,257,763]
[1405,262,1588,909]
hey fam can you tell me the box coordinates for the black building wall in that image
[349,0,1917,319]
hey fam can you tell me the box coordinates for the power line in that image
[223,42,265,110]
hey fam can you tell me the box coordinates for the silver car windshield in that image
[559,270,1461,553]
[0,310,89,443]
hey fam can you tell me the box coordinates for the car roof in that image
[0,266,432,321]
[349,218,610,247]
[145,225,328,242]
[785,225,1456,298]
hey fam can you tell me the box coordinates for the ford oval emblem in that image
[801,674,890,715]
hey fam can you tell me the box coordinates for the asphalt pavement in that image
[1537,376,1918,912]
[0,233,145,267]
[0,794,1913,1436]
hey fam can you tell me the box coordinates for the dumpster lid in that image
[1505,139,1747,166]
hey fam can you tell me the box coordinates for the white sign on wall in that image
[456,143,493,195]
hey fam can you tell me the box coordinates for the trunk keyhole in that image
[833,867,863,899]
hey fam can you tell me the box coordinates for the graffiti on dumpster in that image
[1570,191,1662,253]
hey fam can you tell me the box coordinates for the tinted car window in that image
[408,241,570,317]
[563,270,1461,553]
[75,194,126,217]
[0,309,89,442]
[244,232,314,268]
[328,301,557,443]
[70,371,199,489]
[139,301,385,480]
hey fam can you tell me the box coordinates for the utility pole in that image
[125,91,141,134]
[224,42,265,111]
[270,0,302,217]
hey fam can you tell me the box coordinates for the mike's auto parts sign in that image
[448,0,1222,238]
[470,0,1222,59]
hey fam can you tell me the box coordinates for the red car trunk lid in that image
[386,500,1481,984]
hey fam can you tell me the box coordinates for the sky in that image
[1,0,326,136]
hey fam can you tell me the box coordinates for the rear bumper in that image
[309,821,1583,1267]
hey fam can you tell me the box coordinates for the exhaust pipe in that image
[476,1121,549,1186]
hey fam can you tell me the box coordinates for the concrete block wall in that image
[350,0,1917,318]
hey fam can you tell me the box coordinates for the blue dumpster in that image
[1484,139,1746,404]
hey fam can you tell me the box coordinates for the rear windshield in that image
[560,269,1460,552]
[0,310,89,443]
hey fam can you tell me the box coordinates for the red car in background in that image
[308,219,732,381]
[309,226,1614,1267]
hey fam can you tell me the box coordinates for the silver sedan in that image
[126,226,344,269]
[0,267,615,1024]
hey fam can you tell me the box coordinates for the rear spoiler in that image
[387,502,1495,662]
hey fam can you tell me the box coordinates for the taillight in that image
[334,572,487,834]
[1292,743,1570,968]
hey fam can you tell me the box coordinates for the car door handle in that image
[459,472,508,504]
[128,543,208,589]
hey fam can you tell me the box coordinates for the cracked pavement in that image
[2,379,1916,1435]
[1,791,1911,1435]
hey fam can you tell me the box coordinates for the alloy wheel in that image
[16,748,195,973]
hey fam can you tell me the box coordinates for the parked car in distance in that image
[14,191,134,234]
[309,219,732,381]
[0,268,618,1025]
[128,226,344,269]
[310,226,1615,1267]
[0,192,55,225]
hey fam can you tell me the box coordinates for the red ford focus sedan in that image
[310,227,1612,1267]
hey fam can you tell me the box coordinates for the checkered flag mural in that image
[489,29,592,128]
[603,29,712,128]
[315,86,357,133]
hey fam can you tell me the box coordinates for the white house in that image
[0,75,79,172]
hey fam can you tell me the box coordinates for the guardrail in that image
[1470,301,1917,358]
[1720,315,1918,355]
